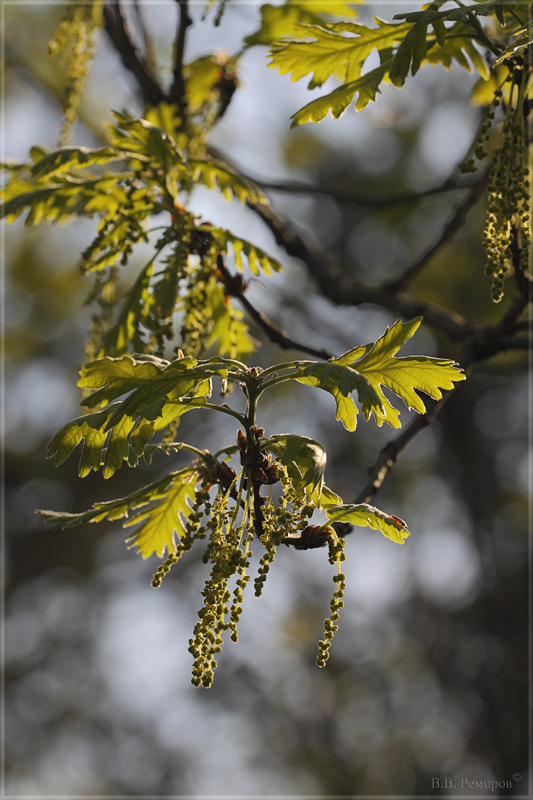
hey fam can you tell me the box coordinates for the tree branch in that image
[513,319,532,332]
[209,148,488,210]
[383,177,488,293]
[351,291,529,515]
[168,0,192,108]
[103,1,165,107]
[244,173,486,209]
[255,196,529,547]
[132,0,156,75]
[248,200,476,342]
[216,255,333,360]
[353,390,456,506]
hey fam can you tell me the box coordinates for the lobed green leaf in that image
[289,64,388,126]
[191,160,267,204]
[285,318,465,429]
[37,468,199,558]
[205,226,283,275]
[326,503,411,543]
[351,317,466,428]
[269,19,410,87]
[205,283,258,359]
[124,469,198,558]
[245,0,359,48]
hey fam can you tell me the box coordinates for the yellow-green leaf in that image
[326,503,410,544]
[289,64,388,126]
[37,469,200,560]
[352,317,466,428]
[245,0,359,48]
[269,19,410,87]
[124,469,197,558]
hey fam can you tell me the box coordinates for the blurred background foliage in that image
[3,0,529,795]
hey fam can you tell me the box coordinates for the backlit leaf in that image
[245,0,359,48]
[191,160,266,203]
[37,468,200,558]
[326,503,411,543]
[269,19,409,87]
[265,433,327,494]
[124,468,198,558]
[351,317,466,428]
[206,226,283,274]
[286,318,464,429]
[289,64,388,126]
[205,283,257,359]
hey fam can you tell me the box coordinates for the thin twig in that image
[352,286,529,515]
[353,392,455,506]
[103,2,165,106]
[132,0,155,74]
[208,147,487,210]
[169,0,192,108]
[245,174,486,209]
[216,255,333,360]
[249,200,476,342]
[383,177,488,293]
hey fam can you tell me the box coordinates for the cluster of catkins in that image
[150,430,348,687]
[317,535,346,667]
[460,68,531,302]
[48,0,103,144]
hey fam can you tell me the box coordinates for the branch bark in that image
[383,177,488,293]
[216,255,334,360]
[168,0,192,108]
[249,200,476,342]
[103,1,165,106]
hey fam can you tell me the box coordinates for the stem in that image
[169,0,192,110]
[252,479,265,539]
[204,402,245,424]
[228,468,246,534]
[466,11,502,56]
[261,373,303,392]
[213,444,240,460]
[260,361,305,377]
[246,388,258,430]
[222,468,242,504]
[153,442,212,462]
[176,399,246,425]
[237,479,253,549]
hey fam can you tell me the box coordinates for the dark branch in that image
[248,190,529,547]
[491,336,530,349]
[132,0,155,75]
[246,173,487,209]
[383,177,488,293]
[209,148,487,210]
[168,0,192,107]
[352,300,531,513]
[103,2,165,107]
[353,391,456,506]
[216,255,333,360]
[249,200,476,342]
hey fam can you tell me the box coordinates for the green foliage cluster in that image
[35,318,463,683]
[2,0,530,685]
[266,0,531,297]
[1,109,275,362]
